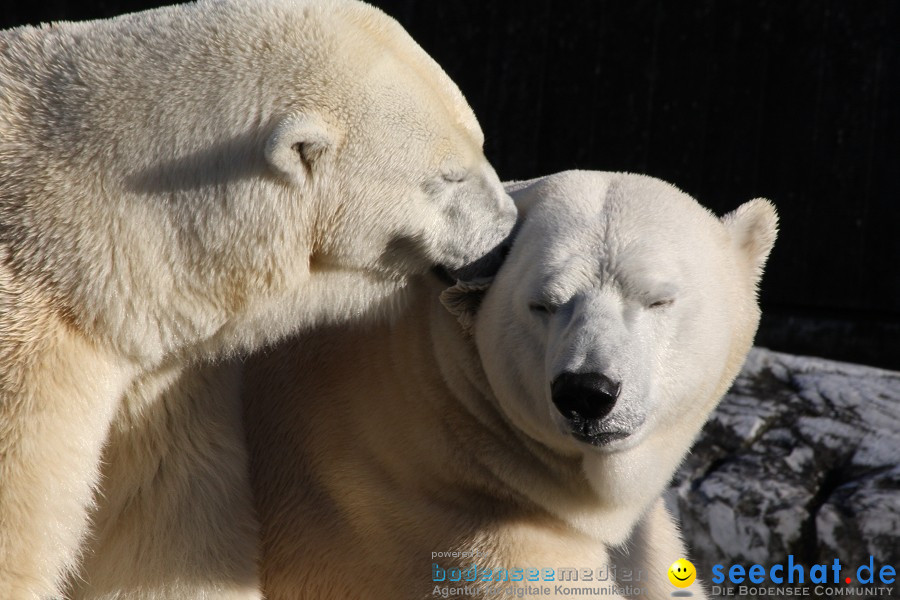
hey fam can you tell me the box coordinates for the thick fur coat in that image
[242,171,778,599]
[0,1,515,597]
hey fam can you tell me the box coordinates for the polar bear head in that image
[260,0,516,279]
[3,0,518,362]
[443,171,776,513]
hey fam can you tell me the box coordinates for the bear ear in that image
[439,277,494,335]
[265,113,333,184]
[722,198,779,282]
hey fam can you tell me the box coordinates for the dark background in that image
[4,1,899,369]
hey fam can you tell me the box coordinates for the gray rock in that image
[667,347,900,575]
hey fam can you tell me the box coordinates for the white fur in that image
[70,360,262,600]
[242,170,777,599]
[0,0,516,597]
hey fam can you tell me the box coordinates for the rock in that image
[667,347,900,574]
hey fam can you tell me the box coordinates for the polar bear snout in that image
[429,165,518,272]
[551,371,621,422]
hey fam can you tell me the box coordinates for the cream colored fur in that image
[66,360,261,600]
[242,170,778,599]
[0,0,516,597]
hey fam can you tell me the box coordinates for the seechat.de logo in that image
[711,555,895,586]
[709,555,897,597]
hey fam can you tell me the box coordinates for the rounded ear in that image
[265,113,333,184]
[722,198,779,282]
[439,277,494,335]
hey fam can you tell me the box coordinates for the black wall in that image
[4,1,899,368]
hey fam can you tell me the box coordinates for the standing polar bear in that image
[0,0,516,597]
[242,170,778,599]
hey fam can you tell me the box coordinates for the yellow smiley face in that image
[668,558,696,588]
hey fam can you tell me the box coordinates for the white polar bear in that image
[0,0,516,597]
[241,170,778,599]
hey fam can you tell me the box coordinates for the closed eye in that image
[441,168,469,183]
[529,302,555,315]
[648,298,675,309]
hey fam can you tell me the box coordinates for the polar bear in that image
[0,0,516,597]
[241,170,778,599]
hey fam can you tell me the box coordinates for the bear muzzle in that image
[551,371,630,445]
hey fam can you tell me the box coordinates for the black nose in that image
[551,372,621,421]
